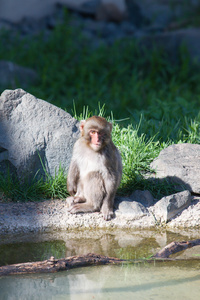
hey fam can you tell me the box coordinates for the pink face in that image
[90,130,103,151]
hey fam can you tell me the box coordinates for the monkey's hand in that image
[66,196,85,206]
[66,196,75,207]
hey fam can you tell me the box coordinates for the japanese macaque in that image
[66,116,122,220]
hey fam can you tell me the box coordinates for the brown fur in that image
[66,116,122,220]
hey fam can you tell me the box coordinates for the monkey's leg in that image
[73,197,86,203]
[101,190,116,221]
[68,172,105,214]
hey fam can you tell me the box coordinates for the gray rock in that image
[134,0,172,28]
[133,0,199,29]
[151,143,200,193]
[126,0,146,27]
[0,88,79,180]
[0,61,38,89]
[130,190,154,207]
[140,28,200,64]
[120,21,136,34]
[66,0,100,16]
[0,147,8,162]
[83,18,106,33]
[0,20,14,31]
[115,196,149,218]
[96,0,128,22]
[153,190,191,223]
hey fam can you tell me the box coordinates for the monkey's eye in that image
[90,130,97,135]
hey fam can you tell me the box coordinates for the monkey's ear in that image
[80,120,86,132]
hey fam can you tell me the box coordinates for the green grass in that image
[0,9,200,201]
[0,168,67,201]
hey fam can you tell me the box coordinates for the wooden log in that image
[152,238,200,258]
[1,239,200,276]
[0,253,124,276]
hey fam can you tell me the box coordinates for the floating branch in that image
[152,239,200,258]
[1,239,200,276]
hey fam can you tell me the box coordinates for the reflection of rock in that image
[65,238,103,257]
[154,232,167,249]
[117,234,143,248]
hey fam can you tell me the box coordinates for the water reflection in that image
[1,228,200,266]
[1,264,200,300]
[1,229,200,299]
[0,240,66,266]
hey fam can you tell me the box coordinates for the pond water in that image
[1,229,200,299]
[1,262,200,299]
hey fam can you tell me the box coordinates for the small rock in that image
[126,0,145,27]
[66,0,100,16]
[115,196,149,219]
[130,190,154,207]
[153,190,191,223]
[120,21,136,34]
[96,0,128,22]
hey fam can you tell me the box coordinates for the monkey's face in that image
[80,116,112,152]
[89,129,106,151]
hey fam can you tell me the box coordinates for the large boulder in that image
[151,143,200,193]
[0,89,79,180]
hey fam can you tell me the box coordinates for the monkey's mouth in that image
[94,144,101,149]
[91,143,101,151]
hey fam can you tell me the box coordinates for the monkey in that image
[66,116,122,221]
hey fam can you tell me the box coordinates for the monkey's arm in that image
[67,160,80,196]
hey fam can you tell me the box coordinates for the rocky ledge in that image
[1,191,200,234]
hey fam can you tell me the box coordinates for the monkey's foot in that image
[67,204,84,214]
[67,206,77,214]
[67,203,96,214]
[101,208,114,221]
[67,202,114,221]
